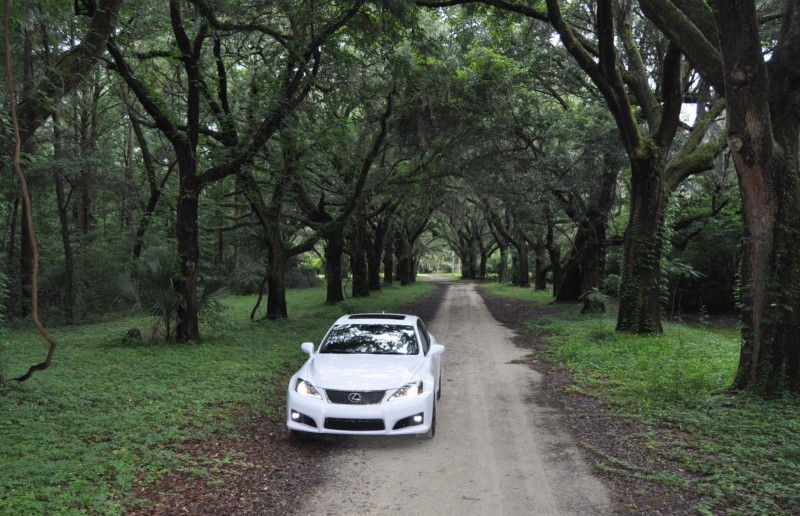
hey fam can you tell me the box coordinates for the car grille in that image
[325,418,385,431]
[325,389,385,405]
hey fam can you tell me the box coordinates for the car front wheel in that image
[417,404,436,439]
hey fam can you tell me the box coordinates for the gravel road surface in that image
[294,282,611,515]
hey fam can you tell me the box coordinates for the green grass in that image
[0,283,434,514]
[482,283,800,515]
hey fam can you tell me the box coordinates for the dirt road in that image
[294,282,611,515]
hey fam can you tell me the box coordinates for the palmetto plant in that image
[117,248,224,341]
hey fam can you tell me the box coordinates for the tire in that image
[418,404,436,439]
[437,374,442,400]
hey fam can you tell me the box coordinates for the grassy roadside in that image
[0,283,434,514]
[482,284,800,515]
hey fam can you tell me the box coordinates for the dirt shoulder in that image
[475,286,702,514]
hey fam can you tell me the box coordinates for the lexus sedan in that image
[286,313,444,439]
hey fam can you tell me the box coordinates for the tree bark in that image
[397,234,413,286]
[616,153,666,333]
[517,229,531,288]
[546,222,561,297]
[533,238,548,291]
[19,189,33,318]
[479,246,488,280]
[633,0,800,392]
[174,173,202,341]
[368,215,391,291]
[351,200,369,297]
[265,227,289,320]
[5,196,18,300]
[712,0,800,393]
[52,111,75,324]
[383,234,395,286]
[325,230,346,304]
[497,241,508,284]
[556,154,618,302]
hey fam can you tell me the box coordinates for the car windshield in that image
[319,324,418,355]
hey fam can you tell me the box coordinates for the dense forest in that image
[1,1,798,393]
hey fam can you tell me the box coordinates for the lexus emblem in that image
[348,392,362,403]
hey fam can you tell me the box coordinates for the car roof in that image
[332,313,420,325]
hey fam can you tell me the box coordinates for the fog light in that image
[291,411,301,421]
[392,413,425,430]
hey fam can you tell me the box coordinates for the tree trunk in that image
[557,155,617,303]
[173,137,203,341]
[265,227,288,319]
[546,222,560,297]
[517,231,531,288]
[460,244,477,280]
[397,235,412,286]
[367,222,387,291]
[5,196,18,298]
[534,238,548,291]
[123,113,135,231]
[351,200,369,297]
[19,189,33,318]
[616,154,665,334]
[557,214,609,303]
[52,111,74,324]
[266,259,288,320]
[325,230,345,304]
[17,11,34,319]
[497,241,508,284]
[174,178,201,342]
[709,1,800,393]
[76,78,100,235]
[383,235,394,286]
[128,114,171,261]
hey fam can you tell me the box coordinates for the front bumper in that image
[286,388,434,436]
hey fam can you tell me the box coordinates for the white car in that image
[286,313,444,438]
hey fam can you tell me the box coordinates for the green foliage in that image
[666,161,742,313]
[0,282,434,513]
[483,283,799,515]
[117,247,226,342]
[601,273,621,296]
[580,287,608,313]
[117,247,179,340]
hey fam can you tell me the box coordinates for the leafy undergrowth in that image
[483,284,800,515]
[0,283,434,514]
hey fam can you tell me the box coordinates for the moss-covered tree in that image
[639,0,800,393]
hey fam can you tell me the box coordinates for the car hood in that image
[306,354,421,391]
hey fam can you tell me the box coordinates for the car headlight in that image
[295,378,322,399]
[388,380,423,401]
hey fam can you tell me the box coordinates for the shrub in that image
[117,247,225,341]
[600,274,621,296]
[285,264,322,289]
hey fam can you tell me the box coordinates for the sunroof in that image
[348,313,407,320]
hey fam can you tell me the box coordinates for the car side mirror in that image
[430,343,445,357]
[301,342,315,356]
